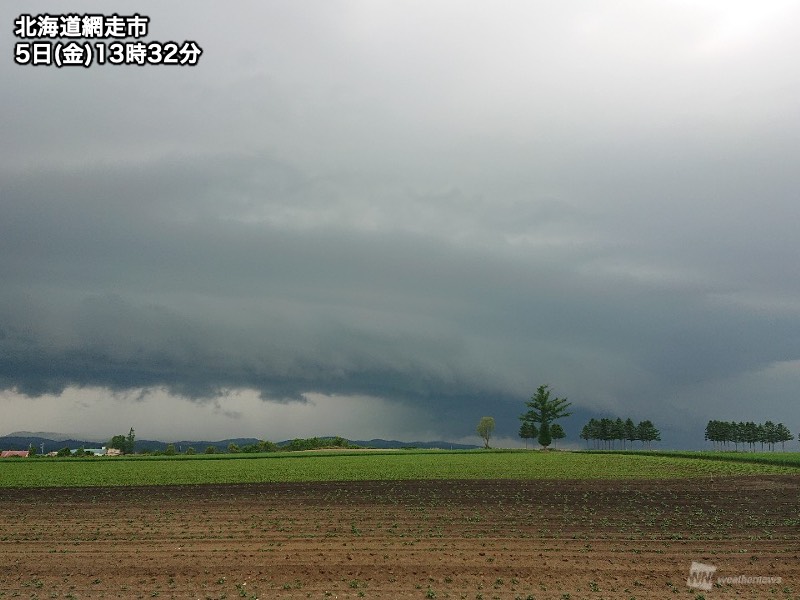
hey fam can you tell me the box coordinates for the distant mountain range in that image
[1,432,478,453]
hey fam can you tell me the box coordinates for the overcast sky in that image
[2,1,799,448]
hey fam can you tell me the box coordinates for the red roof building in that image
[1,450,30,458]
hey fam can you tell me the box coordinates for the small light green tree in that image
[476,416,496,449]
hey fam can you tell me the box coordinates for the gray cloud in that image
[2,1,800,445]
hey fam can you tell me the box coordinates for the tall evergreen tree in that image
[776,423,793,451]
[624,418,637,450]
[599,418,613,449]
[744,422,758,452]
[613,418,625,449]
[580,423,591,449]
[764,421,776,451]
[704,420,721,450]
[520,385,572,450]
[126,427,136,454]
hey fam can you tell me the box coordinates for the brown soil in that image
[1,476,798,599]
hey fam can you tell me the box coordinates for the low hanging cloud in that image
[2,2,800,445]
[2,152,798,436]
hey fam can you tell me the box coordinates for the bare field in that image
[1,477,798,599]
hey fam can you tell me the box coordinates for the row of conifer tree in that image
[579,417,661,449]
[704,419,795,451]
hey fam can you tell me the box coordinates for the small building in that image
[1,450,30,458]
[105,448,123,456]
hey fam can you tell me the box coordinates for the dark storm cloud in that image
[2,150,799,441]
[2,1,800,444]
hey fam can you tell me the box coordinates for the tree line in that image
[141,436,355,455]
[579,417,661,450]
[34,434,358,457]
[704,420,794,451]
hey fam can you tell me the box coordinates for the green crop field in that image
[585,449,800,468]
[1,449,799,487]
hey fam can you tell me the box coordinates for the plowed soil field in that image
[1,476,798,599]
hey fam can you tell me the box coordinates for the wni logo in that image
[687,561,717,591]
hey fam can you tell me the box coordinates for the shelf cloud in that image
[2,1,799,446]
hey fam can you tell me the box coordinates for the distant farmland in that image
[2,449,800,487]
